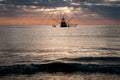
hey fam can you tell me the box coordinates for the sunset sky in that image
[0,0,120,25]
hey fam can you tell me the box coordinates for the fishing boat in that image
[52,17,77,27]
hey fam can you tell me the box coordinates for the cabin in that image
[60,17,67,27]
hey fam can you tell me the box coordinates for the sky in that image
[0,0,120,25]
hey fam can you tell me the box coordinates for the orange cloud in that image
[0,17,53,25]
[0,17,120,26]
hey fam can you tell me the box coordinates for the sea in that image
[0,25,120,80]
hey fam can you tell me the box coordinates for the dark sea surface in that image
[0,25,120,80]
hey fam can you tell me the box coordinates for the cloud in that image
[1,0,70,7]
[87,5,120,20]
[0,0,120,20]
[71,0,120,20]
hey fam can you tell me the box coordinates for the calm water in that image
[0,25,120,80]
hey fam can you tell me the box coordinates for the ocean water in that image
[0,25,120,80]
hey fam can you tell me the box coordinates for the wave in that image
[59,57,120,62]
[0,62,120,76]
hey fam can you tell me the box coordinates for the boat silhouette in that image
[52,16,77,27]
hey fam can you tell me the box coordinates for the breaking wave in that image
[0,62,120,76]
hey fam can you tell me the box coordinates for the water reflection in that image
[0,25,120,66]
